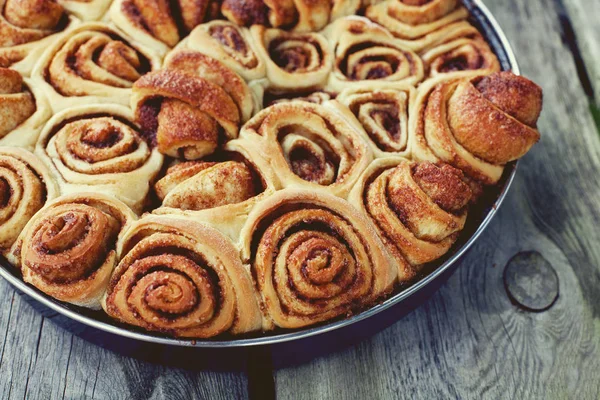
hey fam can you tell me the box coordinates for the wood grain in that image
[273,0,600,397]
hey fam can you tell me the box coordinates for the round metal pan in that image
[0,0,519,353]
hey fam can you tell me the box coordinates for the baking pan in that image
[0,0,520,361]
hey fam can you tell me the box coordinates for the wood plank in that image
[560,0,600,103]
[0,279,250,400]
[274,0,600,397]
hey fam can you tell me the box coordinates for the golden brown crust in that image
[35,104,164,213]
[410,72,542,185]
[0,147,59,254]
[348,157,471,280]
[102,215,262,337]
[13,192,136,309]
[0,68,35,137]
[239,101,372,198]
[239,188,396,330]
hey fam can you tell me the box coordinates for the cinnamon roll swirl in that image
[35,104,164,213]
[13,192,136,308]
[0,0,78,75]
[324,17,424,91]
[334,85,414,157]
[410,72,543,185]
[176,21,266,81]
[239,101,372,198]
[365,0,479,52]
[0,68,51,149]
[250,25,333,93]
[109,0,222,53]
[31,23,161,112]
[153,140,277,240]
[349,158,472,280]
[240,189,396,330]
[132,54,255,160]
[102,216,262,337]
[421,35,500,80]
[0,147,58,255]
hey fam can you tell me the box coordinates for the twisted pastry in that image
[132,52,255,160]
[13,192,136,308]
[0,147,58,255]
[349,158,472,280]
[240,189,396,330]
[334,85,414,157]
[31,23,161,112]
[421,35,500,80]
[153,140,277,240]
[35,104,164,213]
[324,17,424,91]
[102,216,262,337]
[222,0,357,32]
[176,21,266,81]
[109,0,222,53]
[239,101,372,197]
[366,0,479,52]
[410,72,543,185]
[0,0,77,75]
[59,0,113,21]
[0,68,52,149]
[250,25,333,93]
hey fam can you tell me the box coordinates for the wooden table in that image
[2,0,600,398]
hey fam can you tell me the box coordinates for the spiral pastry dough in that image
[240,189,395,329]
[366,0,479,52]
[324,17,424,91]
[349,158,472,280]
[421,35,500,80]
[31,23,161,112]
[250,25,333,93]
[0,147,58,255]
[102,216,262,337]
[13,192,135,308]
[0,0,77,75]
[109,0,222,53]
[35,104,164,213]
[176,21,266,81]
[239,101,372,197]
[410,72,543,185]
[132,53,255,160]
[0,68,51,149]
[334,85,414,157]
[59,0,113,21]
[153,140,277,240]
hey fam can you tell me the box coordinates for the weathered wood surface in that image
[274,0,600,398]
[1,0,600,399]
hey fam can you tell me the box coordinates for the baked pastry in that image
[250,25,333,93]
[35,104,164,213]
[11,192,136,309]
[109,0,222,54]
[349,158,471,280]
[0,0,79,75]
[176,20,267,81]
[324,17,424,92]
[239,189,396,329]
[0,0,546,339]
[0,147,59,255]
[410,72,542,185]
[102,215,262,337]
[366,0,480,52]
[0,68,51,149]
[153,140,277,240]
[31,23,161,112]
[239,101,372,197]
[334,85,414,158]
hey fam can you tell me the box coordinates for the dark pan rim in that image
[0,0,520,348]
